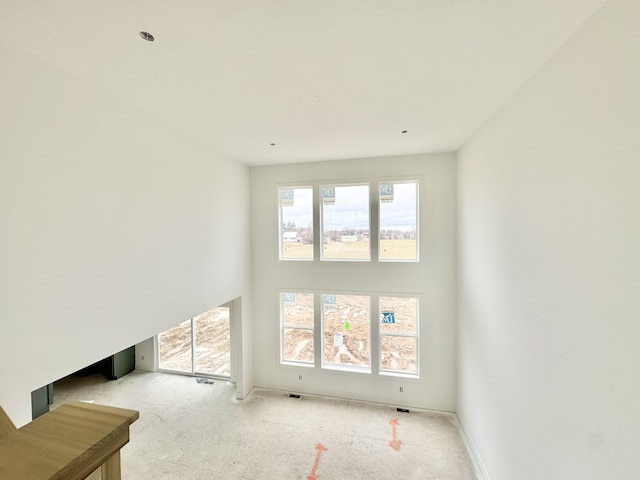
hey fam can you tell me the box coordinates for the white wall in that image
[0,39,252,426]
[457,0,640,478]
[250,153,457,410]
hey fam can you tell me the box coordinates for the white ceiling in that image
[0,1,604,166]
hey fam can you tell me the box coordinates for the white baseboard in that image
[455,413,491,480]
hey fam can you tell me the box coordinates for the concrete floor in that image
[52,371,477,479]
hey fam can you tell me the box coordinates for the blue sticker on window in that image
[381,311,396,323]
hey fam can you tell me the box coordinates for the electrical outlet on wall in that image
[298,375,303,380]
[399,386,404,393]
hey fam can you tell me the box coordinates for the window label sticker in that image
[380,183,394,203]
[381,311,396,323]
[281,188,294,206]
[322,186,335,205]
[334,333,343,346]
[283,292,296,309]
[324,294,337,313]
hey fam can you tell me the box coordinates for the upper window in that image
[379,181,418,261]
[279,186,313,260]
[320,184,370,261]
[278,179,418,262]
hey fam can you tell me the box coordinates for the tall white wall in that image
[0,39,252,426]
[457,0,640,478]
[250,153,457,410]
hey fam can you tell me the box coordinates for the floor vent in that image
[196,377,214,384]
[289,394,301,398]
[396,407,410,413]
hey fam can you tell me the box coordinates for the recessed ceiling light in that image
[270,143,276,146]
[139,31,155,42]
[401,130,408,134]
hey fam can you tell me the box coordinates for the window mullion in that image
[370,183,380,262]
[314,292,322,368]
[313,185,321,261]
[371,295,380,375]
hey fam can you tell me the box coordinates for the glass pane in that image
[280,186,313,260]
[283,328,314,363]
[158,319,192,372]
[194,307,231,377]
[379,181,418,261]
[380,296,417,335]
[321,184,370,261]
[282,292,314,327]
[380,336,417,374]
[322,294,370,368]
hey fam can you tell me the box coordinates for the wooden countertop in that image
[0,401,139,480]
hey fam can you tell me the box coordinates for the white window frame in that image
[319,183,371,262]
[378,179,420,263]
[277,185,314,261]
[320,292,372,373]
[278,289,421,379]
[156,303,233,380]
[277,177,419,263]
[279,291,315,367]
[378,295,420,378]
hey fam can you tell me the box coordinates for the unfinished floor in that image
[52,371,477,479]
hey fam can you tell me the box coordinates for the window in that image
[279,179,418,263]
[278,291,420,377]
[280,292,314,365]
[157,306,232,378]
[322,294,370,370]
[321,184,370,261]
[279,186,313,260]
[379,296,418,375]
[276,178,420,379]
[379,181,418,261]
[158,319,192,372]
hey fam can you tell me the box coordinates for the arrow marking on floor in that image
[389,418,402,451]
[307,443,327,480]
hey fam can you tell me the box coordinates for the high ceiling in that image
[0,1,604,165]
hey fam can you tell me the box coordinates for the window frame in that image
[156,304,233,380]
[378,179,420,263]
[277,177,419,263]
[277,185,314,261]
[378,295,420,378]
[319,182,371,262]
[320,292,372,373]
[277,289,421,379]
[279,291,316,367]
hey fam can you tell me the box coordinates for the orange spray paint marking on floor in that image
[389,419,402,451]
[307,443,327,480]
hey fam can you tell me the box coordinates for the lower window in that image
[322,294,371,371]
[279,291,419,378]
[379,296,418,375]
[280,292,314,365]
